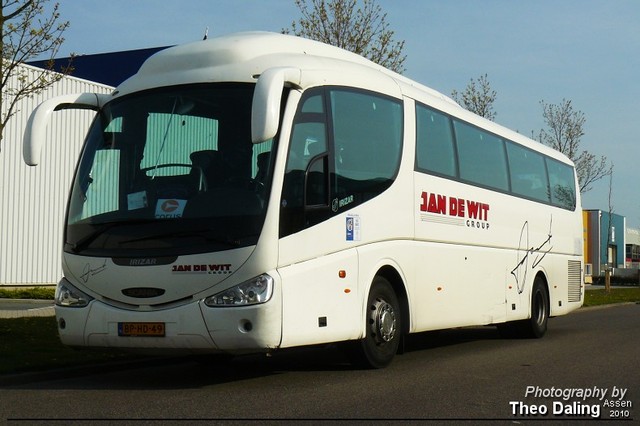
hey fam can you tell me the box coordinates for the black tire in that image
[352,276,401,369]
[498,276,549,339]
[525,277,549,338]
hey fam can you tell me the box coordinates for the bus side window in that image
[415,104,456,177]
[506,141,550,203]
[330,89,402,208]
[546,158,576,210]
[454,120,509,192]
[280,89,402,237]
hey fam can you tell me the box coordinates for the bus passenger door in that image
[277,89,361,347]
[277,85,404,348]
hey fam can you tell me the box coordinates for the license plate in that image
[118,322,165,337]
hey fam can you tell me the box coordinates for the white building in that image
[0,64,113,286]
[626,227,640,269]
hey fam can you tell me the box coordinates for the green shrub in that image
[0,287,55,300]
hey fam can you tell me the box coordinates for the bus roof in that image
[114,31,572,166]
[115,31,456,104]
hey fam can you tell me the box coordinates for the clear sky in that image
[45,0,640,227]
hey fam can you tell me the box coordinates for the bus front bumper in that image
[55,297,282,354]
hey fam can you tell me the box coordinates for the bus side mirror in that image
[251,67,300,143]
[23,92,108,166]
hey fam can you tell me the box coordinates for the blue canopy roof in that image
[28,46,170,87]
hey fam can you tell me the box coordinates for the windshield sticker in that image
[127,191,148,210]
[346,214,361,241]
[155,199,187,219]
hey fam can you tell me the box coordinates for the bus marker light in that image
[344,288,351,294]
[338,270,346,278]
[437,287,443,291]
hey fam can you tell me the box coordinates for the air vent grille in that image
[568,260,582,302]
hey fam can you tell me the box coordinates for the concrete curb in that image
[0,299,55,319]
[0,307,54,318]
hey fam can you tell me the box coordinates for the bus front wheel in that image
[353,276,401,369]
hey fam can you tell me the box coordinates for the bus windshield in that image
[65,83,276,257]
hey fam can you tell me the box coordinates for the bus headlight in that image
[55,279,93,307]
[205,274,274,307]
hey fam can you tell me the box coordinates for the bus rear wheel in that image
[353,276,401,369]
[499,276,549,339]
[522,277,549,338]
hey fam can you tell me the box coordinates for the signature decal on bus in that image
[511,216,554,294]
[171,263,233,274]
[419,191,490,229]
[80,260,107,283]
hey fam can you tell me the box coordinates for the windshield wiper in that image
[119,230,243,248]
[68,220,157,253]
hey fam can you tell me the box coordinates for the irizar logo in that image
[129,258,158,266]
[332,195,354,212]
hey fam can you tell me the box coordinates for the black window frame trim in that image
[414,101,577,211]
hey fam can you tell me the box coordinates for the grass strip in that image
[583,286,640,307]
[0,316,135,375]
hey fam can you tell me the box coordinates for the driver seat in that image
[190,150,227,188]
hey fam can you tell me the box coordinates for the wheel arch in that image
[532,270,550,318]
[375,265,410,335]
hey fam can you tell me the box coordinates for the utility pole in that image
[604,171,614,293]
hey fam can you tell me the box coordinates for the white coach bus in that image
[23,32,583,368]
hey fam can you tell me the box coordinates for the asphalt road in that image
[1,303,638,424]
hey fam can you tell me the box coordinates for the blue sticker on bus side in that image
[346,214,361,241]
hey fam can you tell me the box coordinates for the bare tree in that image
[451,73,497,121]
[1,0,71,150]
[284,0,406,73]
[538,99,612,193]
